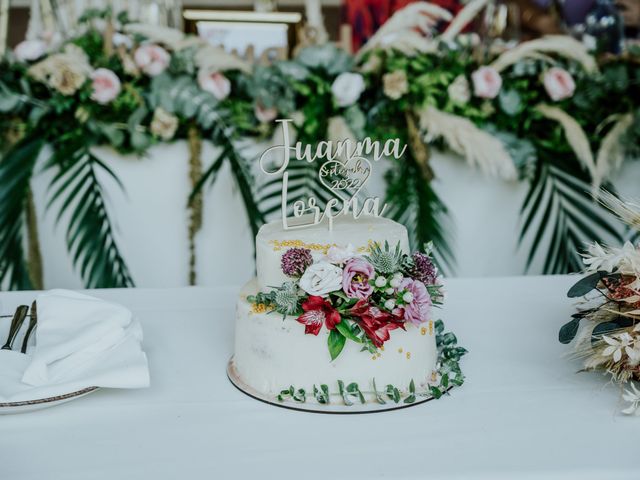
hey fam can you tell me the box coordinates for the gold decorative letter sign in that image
[259,119,407,230]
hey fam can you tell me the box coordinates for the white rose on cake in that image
[325,244,357,265]
[331,72,365,107]
[299,261,343,297]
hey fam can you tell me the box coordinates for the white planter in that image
[30,141,255,289]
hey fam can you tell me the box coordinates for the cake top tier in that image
[255,215,410,290]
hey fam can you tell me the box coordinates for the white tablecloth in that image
[0,276,637,480]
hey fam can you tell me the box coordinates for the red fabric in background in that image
[343,0,464,51]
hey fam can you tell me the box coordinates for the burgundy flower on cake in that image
[342,258,374,299]
[281,247,313,277]
[296,296,341,335]
[400,278,432,325]
[350,300,404,347]
[409,252,437,285]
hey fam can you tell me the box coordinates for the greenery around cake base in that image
[276,319,466,406]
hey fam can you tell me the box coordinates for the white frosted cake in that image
[230,215,449,407]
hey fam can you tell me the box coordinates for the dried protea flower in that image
[406,252,437,286]
[281,248,313,277]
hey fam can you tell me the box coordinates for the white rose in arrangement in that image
[134,44,170,77]
[197,69,231,100]
[383,70,409,100]
[543,67,576,102]
[331,72,365,107]
[14,40,47,62]
[112,33,133,50]
[90,68,121,105]
[471,66,502,99]
[325,244,357,265]
[447,74,471,105]
[299,261,343,297]
[150,107,179,141]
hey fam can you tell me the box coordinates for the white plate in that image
[0,311,99,414]
[227,357,451,414]
[0,387,99,414]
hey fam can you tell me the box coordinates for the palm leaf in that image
[385,152,455,275]
[0,136,44,289]
[45,147,134,288]
[519,161,623,274]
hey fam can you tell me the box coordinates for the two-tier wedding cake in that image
[227,121,465,411]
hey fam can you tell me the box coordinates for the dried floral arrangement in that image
[560,192,640,414]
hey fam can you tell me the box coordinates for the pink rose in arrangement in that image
[255,103,278,123]
[399,278,432,325]
[471,66,502,99]
[198,69,231,100]
[134,44,170,76]
[90,68,121,105]
[342,258,374,299]
[543,67,576,102]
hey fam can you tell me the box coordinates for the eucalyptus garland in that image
[1,7,639,290]
[276,319,466,406]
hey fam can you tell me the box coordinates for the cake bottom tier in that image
[233,279,438,403]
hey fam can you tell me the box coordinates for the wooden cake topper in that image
[259,119,407,231]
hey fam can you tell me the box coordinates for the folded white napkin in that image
[0,290,149,403]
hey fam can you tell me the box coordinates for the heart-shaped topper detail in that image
[318,156,371,202]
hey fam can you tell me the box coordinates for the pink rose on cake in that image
[543,67,576,102]
[399,278,432,325]
[296,296,341,336]
[342,258,374,299]
[471,66,502,99]
[299,261,343,297]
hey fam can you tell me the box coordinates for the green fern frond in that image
[519,161,623,274]
[385,153,455,276]
[45,146,134,288]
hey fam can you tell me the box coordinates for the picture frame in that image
[183,9,303,64]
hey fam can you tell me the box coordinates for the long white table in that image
[1,276,637,480]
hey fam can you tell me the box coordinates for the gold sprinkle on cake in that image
[428,320,434,335]
[420,327,427,336]
[269,239,374,254]
[406,352,411,360]
[398,347,403,353]
[251,303,273,314]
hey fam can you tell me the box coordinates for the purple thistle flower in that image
[410,252,437,285]
[281,248,313,277]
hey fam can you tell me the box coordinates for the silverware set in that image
[1,302,37,354]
